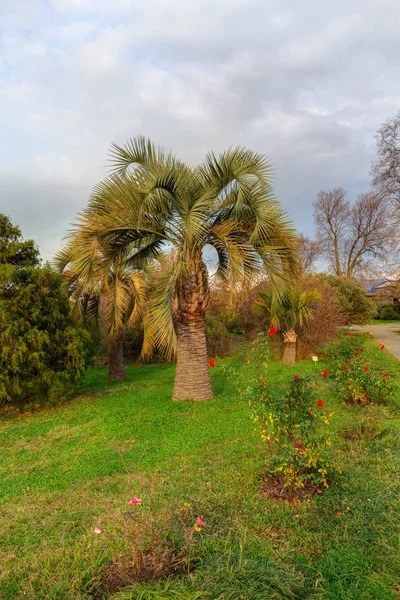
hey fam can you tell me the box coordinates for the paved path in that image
[353,323,400,361]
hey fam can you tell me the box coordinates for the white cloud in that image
[0,0,399,259]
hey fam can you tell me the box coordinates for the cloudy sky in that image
[1,0,399,260]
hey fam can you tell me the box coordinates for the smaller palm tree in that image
[254,286,322,365]
[55,239,146,380]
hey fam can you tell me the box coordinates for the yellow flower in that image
[183,502,191,510]
[194,524,202,532]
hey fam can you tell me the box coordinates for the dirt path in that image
[353,323,400,361]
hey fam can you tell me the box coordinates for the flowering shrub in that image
[92,495,204,595]
[326,331,367,374]
[327,332,393,405]
[227,335,341,492]
[250,374,341,490]
[337,360,393,405]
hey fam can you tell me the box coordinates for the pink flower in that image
[196,517,205,526]
[209,359,215,368]
[93,527,102,534]
[323,370,328,378]
[268,327,277,336]
[318,400,324,407]
[128,497,142,506]
[293,375,299,380]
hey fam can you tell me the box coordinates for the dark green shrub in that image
[205,315,237,357]
[380,305,399,320]
[221,310,245,335]
[0,264,92,408]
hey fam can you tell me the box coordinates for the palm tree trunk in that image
[281,329,297,366]
[172,313,213,400]
[108,333,125,380]
[172,253,212,401]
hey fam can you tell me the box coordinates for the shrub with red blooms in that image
[225,336,341,491]
[327,332,393,405]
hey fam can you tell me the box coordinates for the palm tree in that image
[254,286,322,366]
[55,239,146,380]
[65,136,298,399]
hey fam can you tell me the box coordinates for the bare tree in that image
[297,234,321,273]
[371,110,400,204]
[314,188,394,279]
[314,188,349,277]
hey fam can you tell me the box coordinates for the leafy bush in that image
[327,333,393,405]
[228,334,341,491]
[380,305,399,320]
[317,275,377,324]
[0,265,92,408]
[326,331,367,372]
[221,310,245,335]
[205,315,238,357]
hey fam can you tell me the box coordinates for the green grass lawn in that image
[1,347,400,599]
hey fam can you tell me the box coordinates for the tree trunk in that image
[172,314,213,401]
[108,334,125,381]
[281,329,297,366]
[172,253,212,401]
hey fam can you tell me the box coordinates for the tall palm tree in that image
[65,137,298,399]
[254,286,322,366]
[55,239,146,380]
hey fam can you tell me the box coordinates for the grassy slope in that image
[1,348,400,599]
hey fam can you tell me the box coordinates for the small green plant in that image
[228,334,341,493]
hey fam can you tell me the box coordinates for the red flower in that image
[293,374,299,380]
[345,358,350,362]
[334,511,341,517]
[268,327,277,336]
[209,359,215,368]
[380,344,385,350]
[356,347,361,352]
[343,366,349,371]
[318,399,324,407]
[348,333,354,336]
[366,332,370,334]
[323,370,328,378]
[384,373,389,377]
[363,366,369,371]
